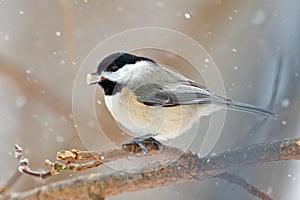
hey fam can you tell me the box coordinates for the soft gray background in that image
[0,0,299,199]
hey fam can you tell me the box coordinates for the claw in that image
[121,135,163,156]
[155,140,164,152]
[137,143,147,157]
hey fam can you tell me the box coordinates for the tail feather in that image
[223,100,278,118]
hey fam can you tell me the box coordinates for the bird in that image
[87,52,276,153]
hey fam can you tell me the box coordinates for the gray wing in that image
[134,82,221,107]
[134,81,276,118]
[132,64,276,117]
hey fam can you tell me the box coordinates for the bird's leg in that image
[121,134,163,156]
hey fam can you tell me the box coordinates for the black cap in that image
[96,52,155,73]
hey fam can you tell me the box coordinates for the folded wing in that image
[134,82,277,118]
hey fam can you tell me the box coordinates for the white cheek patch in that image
[101,61,152,82]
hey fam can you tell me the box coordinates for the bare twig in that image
[13,139,178,179]
[0,171,22,194]
[0,58,73,121]
[57,0,76,61]
[243,56,282,139]
[2,137,299,200]
[216,173,273,200]
[0,49,78,195]
[14,145,53,179]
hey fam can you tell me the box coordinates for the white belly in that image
[104,89,221,142]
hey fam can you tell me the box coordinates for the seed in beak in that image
[87,73,101,85]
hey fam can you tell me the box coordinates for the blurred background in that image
[0,0,299,199]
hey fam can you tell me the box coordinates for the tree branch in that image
[0,171,22,194]
[216,173,273,200]
[2,137,300,200]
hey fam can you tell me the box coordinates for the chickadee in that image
[87,53,276,152]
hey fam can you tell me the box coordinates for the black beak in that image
[87,72,101,85]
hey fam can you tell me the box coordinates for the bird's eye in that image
[108,64,119,72]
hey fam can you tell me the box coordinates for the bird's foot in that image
[121,135,163,156]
